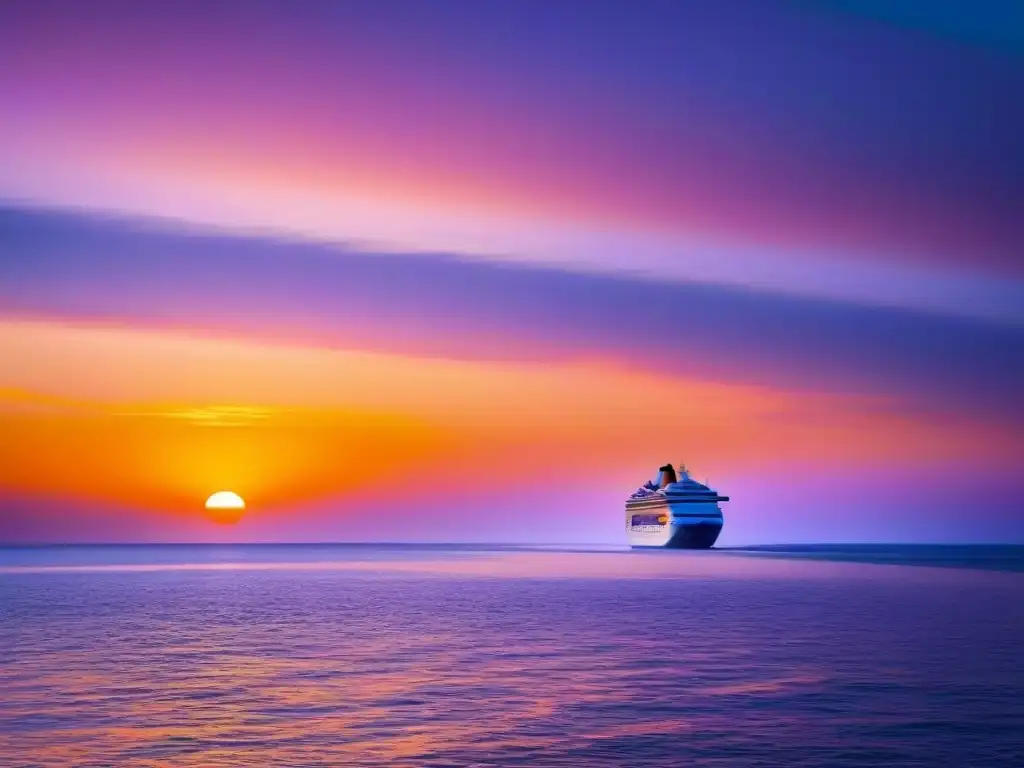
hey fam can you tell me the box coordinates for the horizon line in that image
[2,541,1022,548]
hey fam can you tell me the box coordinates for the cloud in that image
[120,405,276,428]
[2,205,1021,426]
[2,1,1021,276]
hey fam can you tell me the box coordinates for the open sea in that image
[1,544,1022,767]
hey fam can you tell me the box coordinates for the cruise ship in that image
[626,464,728,548]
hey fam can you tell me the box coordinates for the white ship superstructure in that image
[626,464,727,549]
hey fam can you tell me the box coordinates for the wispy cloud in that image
[2,206,1021,425]
[119,405,276,428]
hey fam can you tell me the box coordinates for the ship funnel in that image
[657,464,678,488]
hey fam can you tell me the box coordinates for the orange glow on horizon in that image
[0,319,1020,522]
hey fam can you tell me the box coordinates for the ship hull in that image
[626,499,724,549]
[662,522,722,549]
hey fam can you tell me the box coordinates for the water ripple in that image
[1,550,1022,766]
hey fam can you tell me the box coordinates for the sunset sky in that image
[1,0,1021,543]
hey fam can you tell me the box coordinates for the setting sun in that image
[205,490,246,524]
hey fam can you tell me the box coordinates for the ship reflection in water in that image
[1,545,1022,767]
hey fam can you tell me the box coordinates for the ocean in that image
[1,544,1022,767]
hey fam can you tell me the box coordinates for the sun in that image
[204,490,246,524]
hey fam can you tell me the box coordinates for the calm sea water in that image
[1,545,1022,767]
